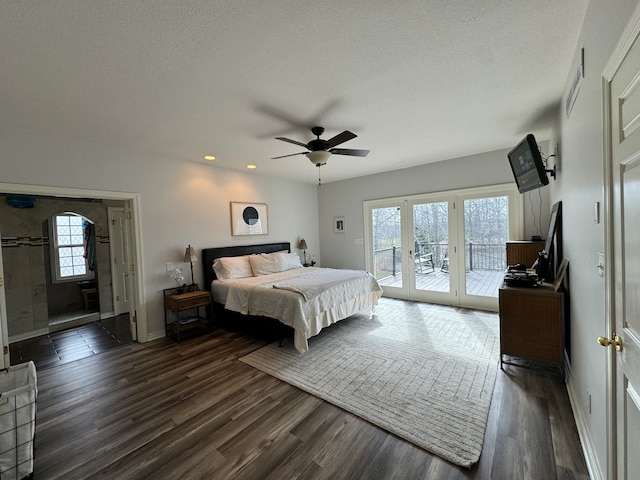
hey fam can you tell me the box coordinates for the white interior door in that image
[604,8,640,477]
[108,207,131,316]
[0,233,9,369]
[108,206,137,341]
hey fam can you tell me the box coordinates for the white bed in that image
[202,243,383,353]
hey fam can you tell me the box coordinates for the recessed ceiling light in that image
[203,155,216,161]
[246,164,257,169]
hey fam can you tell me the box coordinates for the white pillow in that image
[248,252,281,276]
[212,255,253,280]
[279,252,303,270]
[248,251,304,275]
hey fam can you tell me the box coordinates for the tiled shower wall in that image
[0,195,124,338]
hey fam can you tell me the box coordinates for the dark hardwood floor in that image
[10,314,133,369]
[31,305,590,480]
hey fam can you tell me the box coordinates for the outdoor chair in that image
[415,242,435,274]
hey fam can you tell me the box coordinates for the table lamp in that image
[184,244,197,285]
[298,238,308,266]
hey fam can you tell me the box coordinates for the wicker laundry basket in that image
[0,362,37,480]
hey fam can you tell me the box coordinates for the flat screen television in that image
[507,134,549,193]
[536,201,562,282]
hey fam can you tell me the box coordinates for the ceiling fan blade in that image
[325,130,357,148]
[275,136,308,148]
[271,152,307,159]
[330,148,370,157]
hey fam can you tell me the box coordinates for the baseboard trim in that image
[146,331,166,342]
[565,353,604,480]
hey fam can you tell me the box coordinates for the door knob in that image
[597,334,623,351]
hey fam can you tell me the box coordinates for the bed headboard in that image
[201,242,291,291]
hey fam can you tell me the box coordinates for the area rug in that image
[240,299,500,468]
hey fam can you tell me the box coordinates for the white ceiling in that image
[1,1,588,185]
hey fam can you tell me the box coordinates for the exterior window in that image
[51,214,91,282]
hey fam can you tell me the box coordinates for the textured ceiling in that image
[1,1,588,184]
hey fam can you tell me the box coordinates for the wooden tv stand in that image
[498,282,564,373]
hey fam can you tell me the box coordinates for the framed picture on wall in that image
[230,202,268,235]
[334,216,345,233]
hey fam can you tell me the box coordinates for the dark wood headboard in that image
[201,242,291,291]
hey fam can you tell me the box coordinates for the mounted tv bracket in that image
[543,153,557,180]
[543,142,560,180]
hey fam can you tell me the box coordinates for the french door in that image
[365,184,522,311]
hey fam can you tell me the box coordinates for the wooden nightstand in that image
[163,286,212,341]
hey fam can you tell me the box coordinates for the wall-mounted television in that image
[507,134,549,193]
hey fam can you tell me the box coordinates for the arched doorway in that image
[44,212,100,330]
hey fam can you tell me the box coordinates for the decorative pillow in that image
[212,255,253,280]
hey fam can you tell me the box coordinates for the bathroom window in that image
[51,214,91,282]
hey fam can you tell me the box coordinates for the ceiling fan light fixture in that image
[306,150,331,166]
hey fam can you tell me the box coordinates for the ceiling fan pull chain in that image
[317,164,322,186]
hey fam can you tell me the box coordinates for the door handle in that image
[597,334,623,351]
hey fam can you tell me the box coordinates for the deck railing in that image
[373,243,506,280]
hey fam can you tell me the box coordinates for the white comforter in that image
[217,267,383,353]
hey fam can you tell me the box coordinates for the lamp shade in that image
[184,245,197,263]
[298,238,308,250]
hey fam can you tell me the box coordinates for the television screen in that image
[507,134,549,193]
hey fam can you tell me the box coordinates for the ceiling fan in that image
[272,126,369,166]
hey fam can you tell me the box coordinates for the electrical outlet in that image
[166,262,173,272]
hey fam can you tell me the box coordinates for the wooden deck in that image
[378,269,504,297]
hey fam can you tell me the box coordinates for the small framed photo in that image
[231,202,268,236]
[334,216,345,233]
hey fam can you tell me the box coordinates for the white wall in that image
[0,127,319,339]
[318,147,551,270]
[556,0,638,476]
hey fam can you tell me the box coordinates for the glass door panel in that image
[371,205,404,292]
[460,195,509,308]
[412,201,450,294]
